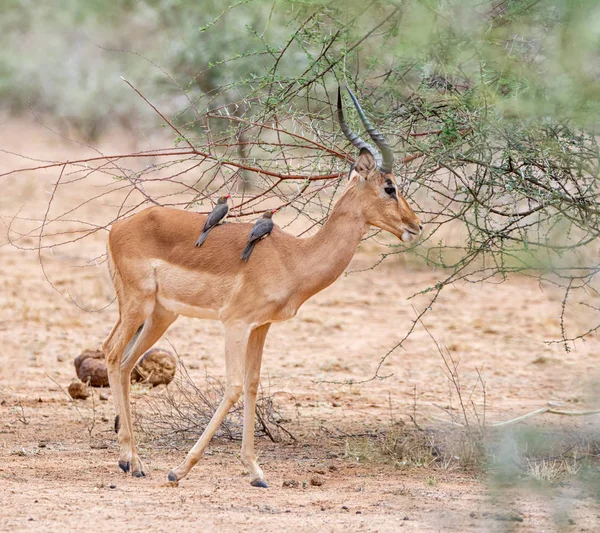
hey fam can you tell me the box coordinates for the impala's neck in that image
[297,185,367,297]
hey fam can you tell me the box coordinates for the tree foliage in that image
[3,0,600,351]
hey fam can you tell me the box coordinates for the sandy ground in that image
[1,119,600,531]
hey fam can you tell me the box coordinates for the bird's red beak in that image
[225,194,231,199]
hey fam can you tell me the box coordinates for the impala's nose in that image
[409,222,423,236]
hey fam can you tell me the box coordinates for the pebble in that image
[67,379,89,400]
[310,475,324,487]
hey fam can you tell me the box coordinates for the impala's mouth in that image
[401,230,416,242]
[401,225,423,242]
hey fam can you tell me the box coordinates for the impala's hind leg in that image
[104,307,147,474]
[104,302,177,477]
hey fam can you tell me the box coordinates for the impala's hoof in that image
[132,470,146,478]
[250,479,268,488]
[118,460,130,474]
[167,470,178,482]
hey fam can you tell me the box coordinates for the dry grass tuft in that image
[345,415,485,471]
[525,457,581,484]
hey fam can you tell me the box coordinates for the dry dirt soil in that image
[1,119,600,532]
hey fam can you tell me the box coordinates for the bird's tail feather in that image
[241,240,257,262]
[195,229,210,247]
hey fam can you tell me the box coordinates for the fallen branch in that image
[434,402,600,429]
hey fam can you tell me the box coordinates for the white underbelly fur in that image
[157,295,220,320]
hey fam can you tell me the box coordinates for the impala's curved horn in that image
[337,86,382,168]
[344,85,394,174]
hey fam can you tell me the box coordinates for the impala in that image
[102,86,422,486]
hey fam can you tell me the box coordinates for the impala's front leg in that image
[168,322,249,482]
[240,323,271,487]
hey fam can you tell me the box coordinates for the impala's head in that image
[338,86,422,242]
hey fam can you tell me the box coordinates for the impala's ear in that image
[354,148,377,179]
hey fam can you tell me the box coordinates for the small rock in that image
[328,465,338,472]
[356,511,362,514]
[403,516,410,521]
[68,379,89,400]
[310,475,324,487]
[282,479,299,488]
[470,511,479,519]
[342,506,349,511]
[568,518,576,525]
[132,348,176,387]
[99,391,109,401]
[109,484,116,489]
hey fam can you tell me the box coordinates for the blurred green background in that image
[1,0,599,139]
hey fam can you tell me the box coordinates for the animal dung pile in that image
[131,348,177,387]
[73,348,176,388]
[74,349,108,387]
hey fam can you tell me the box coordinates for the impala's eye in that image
[384,186,397,197]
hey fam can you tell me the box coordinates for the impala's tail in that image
[105,241,122,307]
[240,240,257,262]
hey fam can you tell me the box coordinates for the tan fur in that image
[102,161,421,484]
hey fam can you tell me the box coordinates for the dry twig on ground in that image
[134,358,295,447]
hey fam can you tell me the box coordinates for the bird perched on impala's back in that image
[241,209,277,262]
[195,195,231,247]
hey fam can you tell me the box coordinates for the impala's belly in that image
[156,294,220,320]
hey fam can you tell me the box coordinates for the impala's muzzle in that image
[401,222,423,242]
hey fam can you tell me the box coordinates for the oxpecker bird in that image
[240,209,277,262]
[195,195,231,247]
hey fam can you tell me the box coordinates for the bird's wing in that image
[204,203,229,230]
[248,219,273,241]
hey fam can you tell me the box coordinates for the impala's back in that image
[108,206,302,324]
